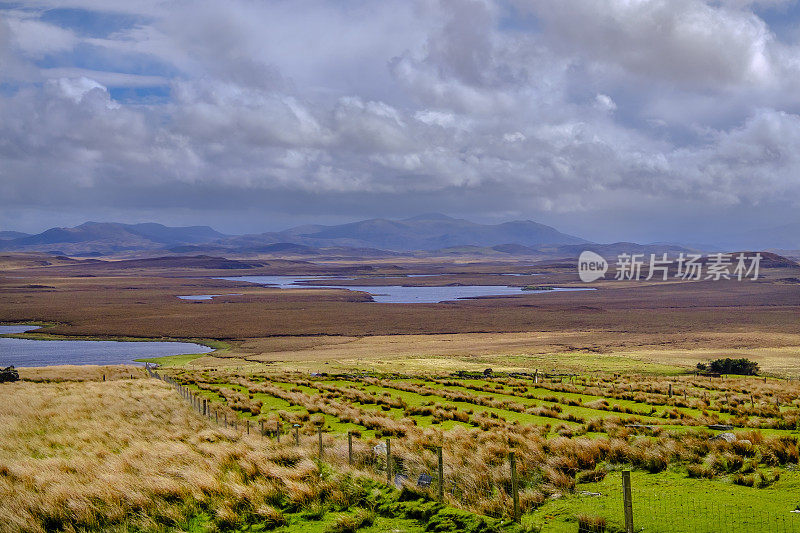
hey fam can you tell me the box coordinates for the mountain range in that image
[0,215,591,256]
[5,214,793,259]
[0,222,225,256]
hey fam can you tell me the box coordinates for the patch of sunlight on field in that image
[136,352,209,367]
[621,346,800,377]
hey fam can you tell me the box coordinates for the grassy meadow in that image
[0,370,511,533]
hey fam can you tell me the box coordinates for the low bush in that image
[0,366,19,383]
[697,358,759,376]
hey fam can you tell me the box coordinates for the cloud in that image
[1,0,800,240]
[520,0,781,89]
[3,11,78,58]
[594,94,616,112]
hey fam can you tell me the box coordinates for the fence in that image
[145,365,800,532]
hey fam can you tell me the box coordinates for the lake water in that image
[178,294,241,300]
[0,325,214,367]
[216,275,592,304]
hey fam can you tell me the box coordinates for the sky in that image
[2,0,800,245]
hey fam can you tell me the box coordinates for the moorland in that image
[2,249,800,532]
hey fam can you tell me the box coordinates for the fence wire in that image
[148,367,800,533]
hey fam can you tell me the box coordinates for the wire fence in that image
[560,470,800,532]
[146,365,800,532]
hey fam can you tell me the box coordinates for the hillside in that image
[0,222,225,255]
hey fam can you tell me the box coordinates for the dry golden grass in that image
[17,365,146,382]
[225,330,800,376]
[0,375,344,532]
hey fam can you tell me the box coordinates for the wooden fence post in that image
[295,425,300,446]
[276,421,281,443]
[260,419,264,436]
[348,432,353,466]
[246,419,250,435]
[318,427,323,462]
[437,446,444,502]
[386,438,392,482]
[510,451,519,522]
[622,470,634,533]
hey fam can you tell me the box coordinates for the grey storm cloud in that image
[1,0,800,237]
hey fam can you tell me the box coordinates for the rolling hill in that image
[0,222,225,255]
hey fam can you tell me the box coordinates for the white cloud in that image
[594,94,617,112]
[52,77,108,103]
[520,0,782,88]
[4,12,78,58]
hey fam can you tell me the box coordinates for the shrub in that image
[0,366,19,383]
[706,358,759,376]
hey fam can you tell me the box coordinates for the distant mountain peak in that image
[403,213,458,222]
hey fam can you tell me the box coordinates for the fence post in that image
[295,425,300,446]
[348,432,353,466]
[386,438,392,483]
[260,419,264,436]
[318,427,323,462]
[276,421,281,443]
[510,451,519,522]
[437,446,444,502]
[622,470,634,533]
[246,419,250,435]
